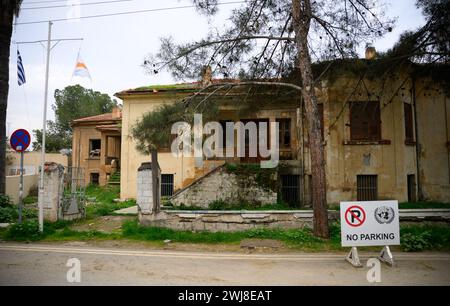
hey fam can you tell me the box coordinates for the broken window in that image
[404,103,414,143]
[318,103,324,140]
[89,139,101,158]
[357,175,378,201]
[350,101,381,141]
[277,118,291,148]
[90,173,100,185]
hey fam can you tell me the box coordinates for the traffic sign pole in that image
[9,129,31,225]
[18,150,24,223]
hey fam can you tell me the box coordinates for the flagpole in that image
[38,21,52,233]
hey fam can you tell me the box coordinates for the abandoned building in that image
[114,59,449,206]
[71,106,122,186]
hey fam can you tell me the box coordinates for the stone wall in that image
[139,210,340,232]
[170,165,277,208]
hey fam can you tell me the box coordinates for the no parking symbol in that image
[345,205,366,227]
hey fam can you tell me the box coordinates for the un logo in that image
[374,206,395,224]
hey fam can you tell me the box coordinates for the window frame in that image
[350,101,381,141]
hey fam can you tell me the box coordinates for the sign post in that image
[10,129,31,224]
[340,200,400,267]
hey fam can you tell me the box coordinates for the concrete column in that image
[41,162,64,222]
[137,162,160,215]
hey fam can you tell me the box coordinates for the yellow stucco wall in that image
[72,125,104,186]
[415,80,450,202]
[118,73,449,203]
[6,151,68,176]
[120,93,197,199]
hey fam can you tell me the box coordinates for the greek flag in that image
[17,50,26,86]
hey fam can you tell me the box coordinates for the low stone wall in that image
[139,210,340,232]
[170,166,277,208]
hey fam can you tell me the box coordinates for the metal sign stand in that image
[346,247,362,267]
[346,246,395,267]
[378,245,395,266]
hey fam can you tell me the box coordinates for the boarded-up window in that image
[404,103,414,142]
[277,118,291,148]
[350,101,381,141]
[357,175,377,201]
[161,174,174,197]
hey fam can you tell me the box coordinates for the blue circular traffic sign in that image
[10,129,31,152]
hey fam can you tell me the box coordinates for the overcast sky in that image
[6,0,425,137]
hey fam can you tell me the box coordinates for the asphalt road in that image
[0,243,449,285]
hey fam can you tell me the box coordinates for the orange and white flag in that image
[72,53,91,80]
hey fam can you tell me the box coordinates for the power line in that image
[21,0,132,10]
[15,1,246,25]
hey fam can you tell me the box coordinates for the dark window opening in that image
[90,173,100,185]
[407,174,417,202]
[281,175,300,206]
[357,175,378,201]
[161,174,174,197]
[89,139,101,158]
[350,101,381,141]
[277,119,291,148]
[404,103,414,142]
[318,104,324,141]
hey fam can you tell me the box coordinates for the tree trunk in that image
[151,149,160,213]
[0,13,14,194]
[292,0,329,238]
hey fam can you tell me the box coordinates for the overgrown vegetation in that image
[84,185,135,218]
[224,163,278,192]
[399,202,450,209]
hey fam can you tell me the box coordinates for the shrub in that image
[0,194,12,208]
[0,206,18,223]
[401,231,432,252]
[5,220,43,241]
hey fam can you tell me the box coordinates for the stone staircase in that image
[181,160,225,188]
[108,171,120,186]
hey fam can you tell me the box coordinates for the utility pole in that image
[15,21,83,232]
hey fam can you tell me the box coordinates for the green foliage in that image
[53,85,117,132]
[32,120,72,152]
[132,102,186,153]
[401,232,432,252]
[85,185,135,218]
[0,194,12,207]
[23,196,38,205]
[122,219,322,245]
[0,206,17,222]
[224,163,278,192]
[5,220,43,241]
[32,85,117,151]
[400,225,450,252]
[399,202,450,209]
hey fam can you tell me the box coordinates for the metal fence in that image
[60,167,86,218]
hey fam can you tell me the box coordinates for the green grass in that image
[84,185,136,218]
[399,202,450,209]
[121,219,328,247]
[2,218,450,252]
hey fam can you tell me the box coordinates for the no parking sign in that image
[340,201,400,247]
